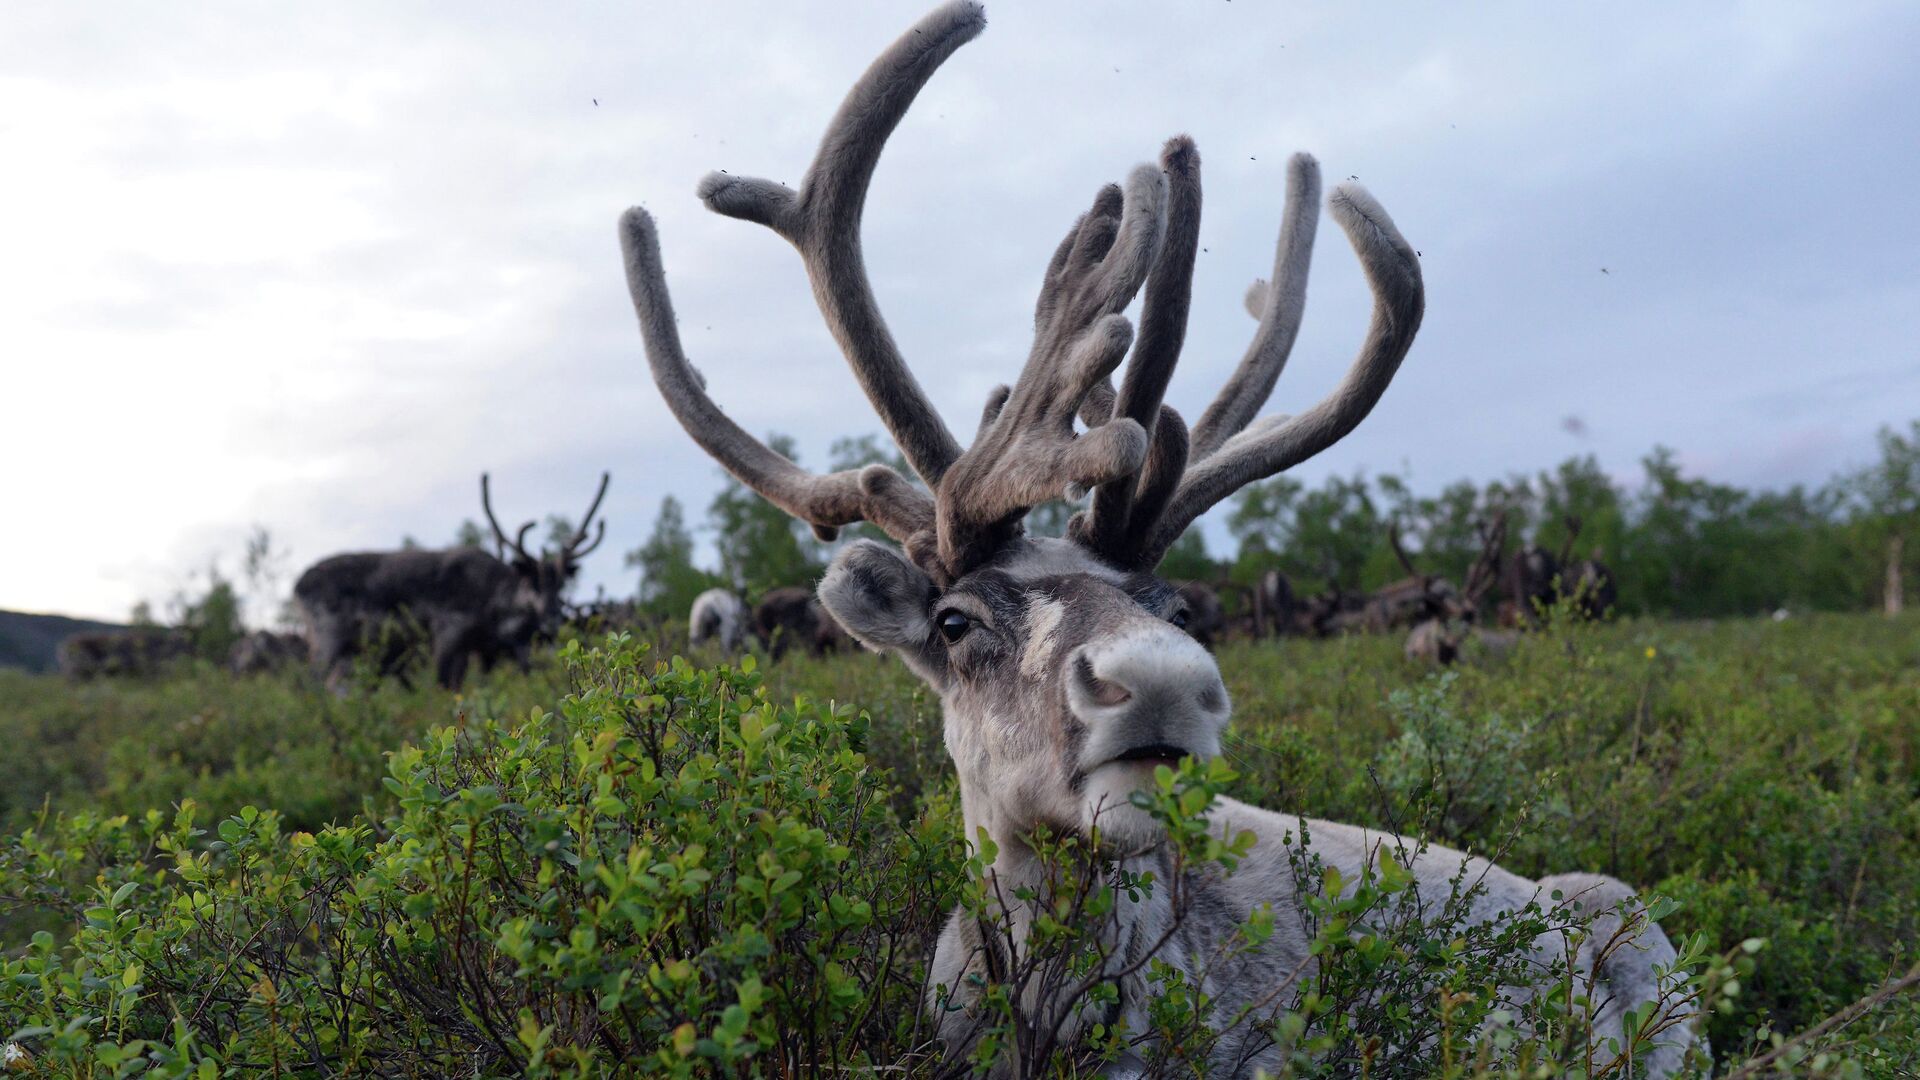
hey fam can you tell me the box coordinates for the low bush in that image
[0,613,1914,1075]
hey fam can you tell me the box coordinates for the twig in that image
[1720,958,1920,1080]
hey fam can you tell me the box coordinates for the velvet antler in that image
[621,2,1426,582]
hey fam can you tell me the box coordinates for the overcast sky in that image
[5,1,1917,622]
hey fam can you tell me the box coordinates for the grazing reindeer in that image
[1404,514,1513,665]
[1556,516,1619,621]
[228,630,311,675]
[617,4,1698,1072]
[1371,526,1465,632]
[753,586,854,659]
[688,587,749,653]
[56,628,192,681]
[296,473,609,690]
[1502,516,1616,625]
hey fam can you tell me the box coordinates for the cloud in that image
[2,1,1915,619]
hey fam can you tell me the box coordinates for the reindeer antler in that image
[1134,183,1424,565]
[620,211,937,549]
[1069,137,1203,566]
[695,1,981,488]
[1462,510,1510,606]
[622,2,1426,581]
[1557,514,1583,568]
[1388,523,1424,582]
[1190,153,1321,462]
[934,161,1169,573]
[480,473,536,564]
[561,472,612,564]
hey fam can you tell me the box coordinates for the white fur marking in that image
[1022,598,1065,679]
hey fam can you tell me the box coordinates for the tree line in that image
[613,421,1920,622]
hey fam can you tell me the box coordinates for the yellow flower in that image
[1644,646,1657,659]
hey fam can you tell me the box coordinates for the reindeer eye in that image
[936,610,972,644]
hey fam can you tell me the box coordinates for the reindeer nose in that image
[1067,628,1230,724]
[1073,653,1134,707]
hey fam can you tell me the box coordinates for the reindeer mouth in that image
[1111,742,1190,766]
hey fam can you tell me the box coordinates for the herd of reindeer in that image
[56,466,1615,687]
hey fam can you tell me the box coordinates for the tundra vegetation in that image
[0,611,1913,1075]
[3,0,1916,1070]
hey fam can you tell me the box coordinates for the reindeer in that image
[616,5,1699,1072]
[1369,526,1465,633]
[1249,568,1297,638]
[1502,516,1615,625]
[688,587,749,653]
[228,630,310,675]
[295,473,609,691]
[1403,514,1512,665]
[1556,517,1619,621]
[56,628,192,681]
[754,586,855,660]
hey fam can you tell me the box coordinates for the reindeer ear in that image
[819,540,937,655]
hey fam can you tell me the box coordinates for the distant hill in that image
[0,609,125,673]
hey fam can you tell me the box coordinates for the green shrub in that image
[1,613,1915,1075]
[0,636,959,1076]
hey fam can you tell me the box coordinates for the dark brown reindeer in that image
[1501,515,1616,625]
[617,4,1698,1071]
[295,473,609,691]
[1555,516,1619,621]
[56,627,192,681]
[1249,567,1298,637]
[753,585,852,660]
[1369,525,1466,632]
[228,630,311,675]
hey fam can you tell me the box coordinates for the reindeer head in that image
[480,471,610,641]
[619,2,1423,854]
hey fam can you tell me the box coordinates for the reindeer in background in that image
[1502,514,1617,625]
[295,473,609,690]
[1404,513,1513,665]
[753,586,852,660]
[687,587,749,653]
[616,3,1699,1071]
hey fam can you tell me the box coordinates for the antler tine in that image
[1075,137,1203,566]
[567,471,612,553]
[1463,510,1509,603]
[933,163,1168,575]
[619,208,936,547]
[1557,514,1583,568]
[1138,181,1425,565]
[570,520,608,561]
[480,473,534,562]
[694,1,984,488]
[1190,153,1322,461]
[1388,523,1422,581]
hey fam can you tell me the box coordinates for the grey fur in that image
[688,588,747,653]
[818,537,1700,1075]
